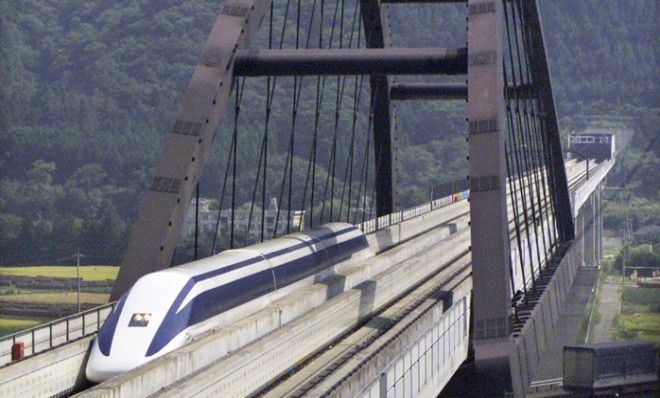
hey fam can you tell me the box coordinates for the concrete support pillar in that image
[466,0,512,384]
[596,184,604,265]
[575,206,584,266]
[583,194,596,267]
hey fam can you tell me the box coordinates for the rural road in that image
[590,279,620,342]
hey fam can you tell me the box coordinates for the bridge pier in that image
[577,177,608,270]
[582,195,596,267]
[595,185,604,265]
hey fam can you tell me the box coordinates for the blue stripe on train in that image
[100,227,359,357]
[191,226,355,283]
[145,232,367,356]
[97,289,130,356]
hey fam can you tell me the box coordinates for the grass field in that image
[616,286,660,343]
[0,265,118,281]
[0,316,45,337]
[0,291,110,305]
[621,286,660,306]
[616,313,660,343]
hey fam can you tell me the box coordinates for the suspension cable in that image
[504,2,539,288]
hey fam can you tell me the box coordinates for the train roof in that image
[153,222,360,278]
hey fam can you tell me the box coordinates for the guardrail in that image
[0,301,115,367]
[358,180,470,235]
[529,377,563,393]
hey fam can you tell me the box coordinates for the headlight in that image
[129,313,151,327]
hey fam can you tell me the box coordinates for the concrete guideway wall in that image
[510,176,608,397]
[0,336,93,397]
[509,237,582,397]
[343,278,473,398]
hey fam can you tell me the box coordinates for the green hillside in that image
[0,1,657,265]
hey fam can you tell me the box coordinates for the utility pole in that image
[586,157,590,180]
[568,148,590,180]
[76,250,82,312]
[622,192,632,280]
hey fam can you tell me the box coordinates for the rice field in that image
[0,291,110,305]
[0,316,45,337]
[616,313,660,343]
[0,265,118,281]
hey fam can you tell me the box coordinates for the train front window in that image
[129,313,151,327]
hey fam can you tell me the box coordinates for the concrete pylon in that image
[595,185,604,265]
[466,0,513,386]
[583,195,596,267]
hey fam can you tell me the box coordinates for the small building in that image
[182,197,304,241]
[568,131,616,161]
[633,225,660,245]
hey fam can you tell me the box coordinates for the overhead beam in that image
[382,0,465,3]
[390,83,467,100]
[386,82,535,101]
[234,47,467,76]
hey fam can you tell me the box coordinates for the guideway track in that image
[241,163,593,397]
[151,160,582,396]
[145,229,473,398]
[254,255,472,397]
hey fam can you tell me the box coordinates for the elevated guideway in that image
[80,160,593,398]
[0,160,603,398]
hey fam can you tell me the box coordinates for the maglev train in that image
[85,223,370,382]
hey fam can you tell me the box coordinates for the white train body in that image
[86,223,370,382]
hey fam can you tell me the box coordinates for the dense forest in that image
[0,1,657,265]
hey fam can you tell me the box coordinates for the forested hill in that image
[540,1,658,128]
[0,1,657,265]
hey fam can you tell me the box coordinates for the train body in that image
[568,132,616,161]
[85,223,370,382]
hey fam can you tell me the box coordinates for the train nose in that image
[85,359,121,383]
[85,338,149,383]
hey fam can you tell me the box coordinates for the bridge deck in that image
[0,160,605,398]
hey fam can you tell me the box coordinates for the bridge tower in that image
[467,0,575,393]
[106,1,580,395]
[466,0,512,383]
[110,0,466,300]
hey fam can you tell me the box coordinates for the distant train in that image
[568,132,615,162]
[85,223,370,382]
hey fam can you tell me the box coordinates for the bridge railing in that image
[0,301,115,367]
[529,377,563,393]
[358,179,470,235]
